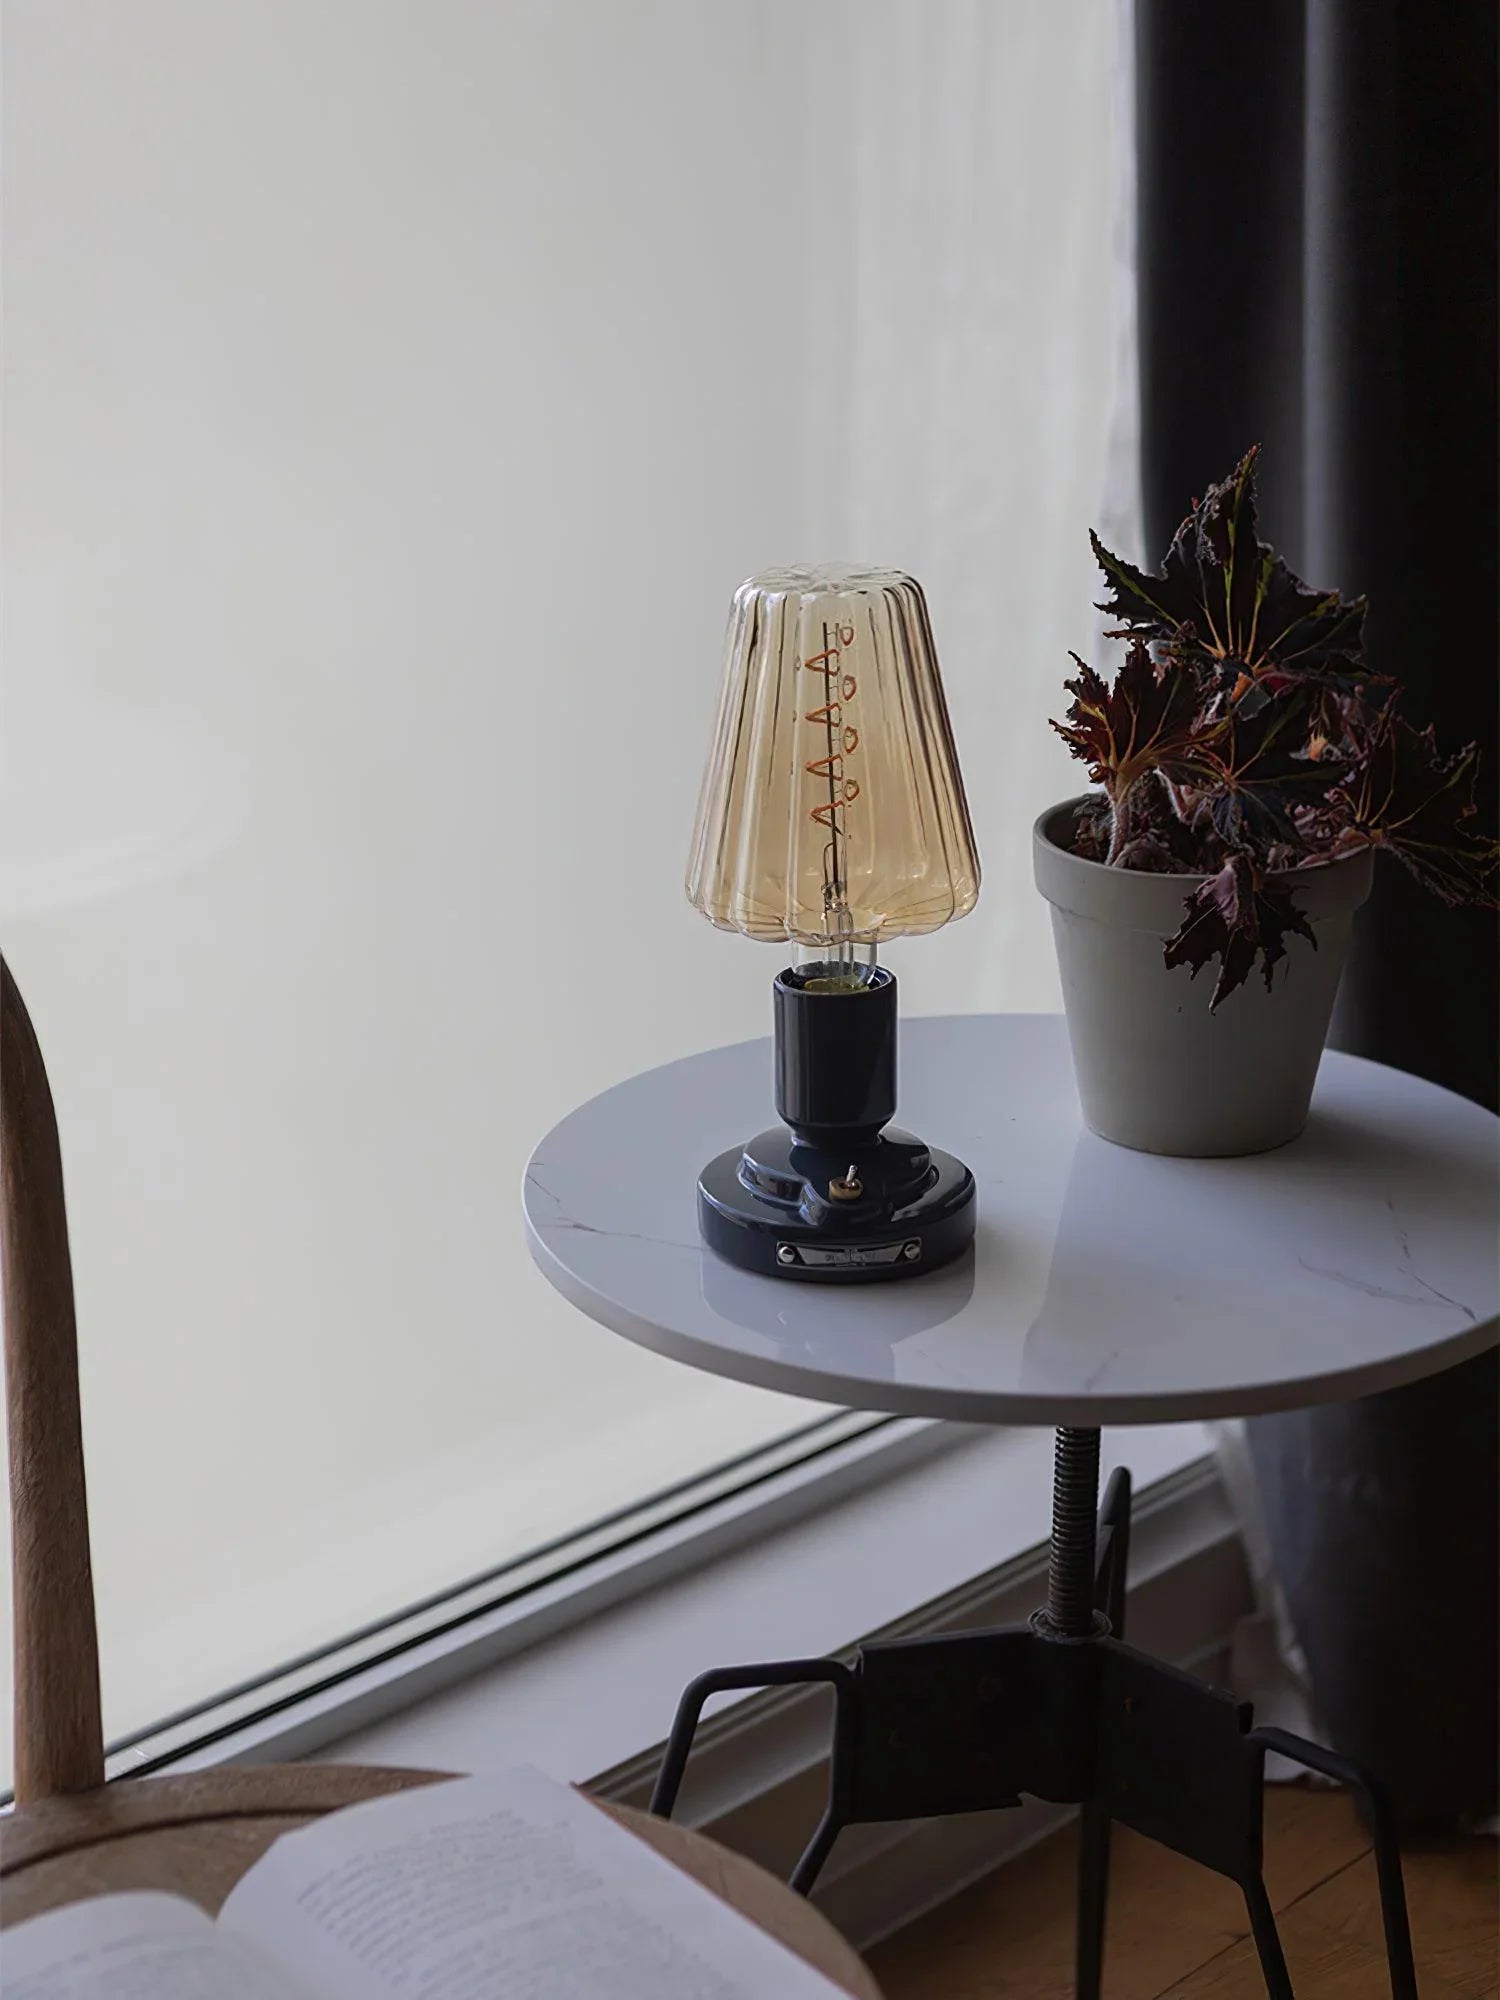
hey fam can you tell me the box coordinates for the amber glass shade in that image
[686,567,980,949]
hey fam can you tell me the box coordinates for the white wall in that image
[2,0,1126,1761]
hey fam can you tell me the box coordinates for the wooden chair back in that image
[1,955,105,1802]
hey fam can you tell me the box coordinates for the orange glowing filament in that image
[803,620,860,910]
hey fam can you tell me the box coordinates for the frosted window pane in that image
[1,0,1127,1773]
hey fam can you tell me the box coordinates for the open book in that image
[6,1767,849,1997]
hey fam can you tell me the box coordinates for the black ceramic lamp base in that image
[696,964,976,1283]
[698,1128,975,1281]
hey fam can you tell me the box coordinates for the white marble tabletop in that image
[523,1014,1499,1427]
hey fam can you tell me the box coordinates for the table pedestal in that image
[650,1429,1418,2000]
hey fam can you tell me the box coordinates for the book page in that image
[3,1891,321,2000]
[221,1768,847,1999]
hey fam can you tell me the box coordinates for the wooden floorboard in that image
[868,1787,1497,2000]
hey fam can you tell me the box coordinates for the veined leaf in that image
[1169,694,1352,850]
[1050,639,1201,803]
[1091,447,1369,693]
[1163,855,1318,1010]
[1331,716,1499,905]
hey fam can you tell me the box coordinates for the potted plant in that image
[1034,447,1498,1156]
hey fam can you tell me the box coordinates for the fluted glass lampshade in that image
[686,567,980,952]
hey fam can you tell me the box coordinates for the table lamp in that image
[686,565,981,1281]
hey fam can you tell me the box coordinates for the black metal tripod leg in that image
[651,1658,853,1819]
[1236,1734,1296,2000]
[1251,1727,1418,2000]
[1243,1869,1297,2000]
[1075,1805,1111,2000]
[789,1808,845,1897]
[1074,1464,1133,1999]
[1095,1464,1132,1637]
[787,1656,862,1896]
[652,1658,858,1898]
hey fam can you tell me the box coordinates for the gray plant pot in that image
[1033,798,1375,1157]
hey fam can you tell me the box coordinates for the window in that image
[3,0,1131,1776]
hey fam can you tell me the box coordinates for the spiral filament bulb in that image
[686,565,979,962]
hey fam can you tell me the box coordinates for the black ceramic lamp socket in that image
[774,962,896,1147]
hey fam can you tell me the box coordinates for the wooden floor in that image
[869,1788,1497,1999]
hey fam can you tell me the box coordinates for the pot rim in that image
[1033,794,1377,931]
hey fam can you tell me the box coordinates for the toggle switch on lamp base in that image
[686,566,981,1283]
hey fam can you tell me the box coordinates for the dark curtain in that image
[1135,0,1498,1826]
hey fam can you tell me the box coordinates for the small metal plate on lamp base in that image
[697,1127,976,1283]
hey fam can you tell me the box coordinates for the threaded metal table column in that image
[1041,1425,1102,1638]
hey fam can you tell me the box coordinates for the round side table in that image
[525,1014,1498,2000]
